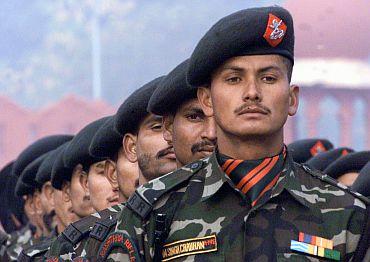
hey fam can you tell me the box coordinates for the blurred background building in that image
[1,0,369,167]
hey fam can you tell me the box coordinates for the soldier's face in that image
[136,114,177,183]
[53,189,78,231]
[115,148,139,201]
[164,99,217,167]
[87,161,119,212]
[70,164,94,218]
[199,55,299,140]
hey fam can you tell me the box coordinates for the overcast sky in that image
[1,0,369,108]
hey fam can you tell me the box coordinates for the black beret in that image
[115,76,165,135]
[64,117,109,170]
[0,162,14,196]
[35,141,72,185]
[89,116,122,159]
[1,161,27,232]
[20,153,49,189]
[14,180,34,197]
[287,138,334,163]
[51,142,73,190]
[12,135,73,178]
[148,60,197,115]
[305,147,354,171]
[351,161,370,197]
[187,6,294,86]
[324,151,370,179]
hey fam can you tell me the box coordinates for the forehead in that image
[217,54,286,72]
[177,98,202,112]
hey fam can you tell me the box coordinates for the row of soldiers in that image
[1,5,370,262]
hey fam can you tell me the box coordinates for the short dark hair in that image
[281,56,293,83]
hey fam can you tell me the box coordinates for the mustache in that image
[191,140,216,154]
[234,102,271,114]
[156,146,175,159]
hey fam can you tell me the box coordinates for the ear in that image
[104,159,118,190]
[25,195,36,216]
[163,115,174,145]
[33,190,43,215]
[288,85,299,116]
[123,133,138,163]
[61,181,71,202]
[79,170,89,196]
[197,87,214,117]
[42,182,55,209]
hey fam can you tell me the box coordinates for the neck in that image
[217,128,284,160]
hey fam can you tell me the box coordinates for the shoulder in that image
[19,236,54,260]
[126,159,206,219]
[294,163,369,208]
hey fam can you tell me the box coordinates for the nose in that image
[242,78,262,102]
[201,117,217,143]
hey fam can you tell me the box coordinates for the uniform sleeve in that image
[100,206,146,262]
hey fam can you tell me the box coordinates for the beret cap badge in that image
[263,13,287,47]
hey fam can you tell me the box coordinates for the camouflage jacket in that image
[0,223,34,261]
[100,152,369,262]
[17,228,59,262]
[44,204,123,261]
[73,207,120,261]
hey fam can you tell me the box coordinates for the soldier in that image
[305,147,354,171]
[0,161,25,235]
[147,59,217,167]
[2,135,71,261]
[74,116,139,261]
[74,77,178,260]
[45,117,121,259]
[102,6,369,261]
[89,116,138,204]
[323,151,370,187]
[114,76,178,185]
[287,138,334,163]
[19,141,79,261]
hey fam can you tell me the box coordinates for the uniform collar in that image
[200,151,313,210]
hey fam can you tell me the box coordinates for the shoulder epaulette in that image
[62,208,121,245]
[299,163,370,205]
[127,159,205,219]
[90,213,118,242]
[62,215,99,245]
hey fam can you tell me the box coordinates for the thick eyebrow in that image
[220,66,245,72]
[142,114,162,126]
[184,107,204,115]
[257,66,284,75]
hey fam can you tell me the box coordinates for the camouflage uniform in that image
[44,204,123,261]
[0,223,34,261]
[73,207,121,261]
[100,152,369,261]
[17,227,59,261]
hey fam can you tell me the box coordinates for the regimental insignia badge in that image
[341,149,349,156]
[310,141,327,156]
[263,13,287,47]
[290,232,340,261]
[161,235,218,261]
[97,232,141,261]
